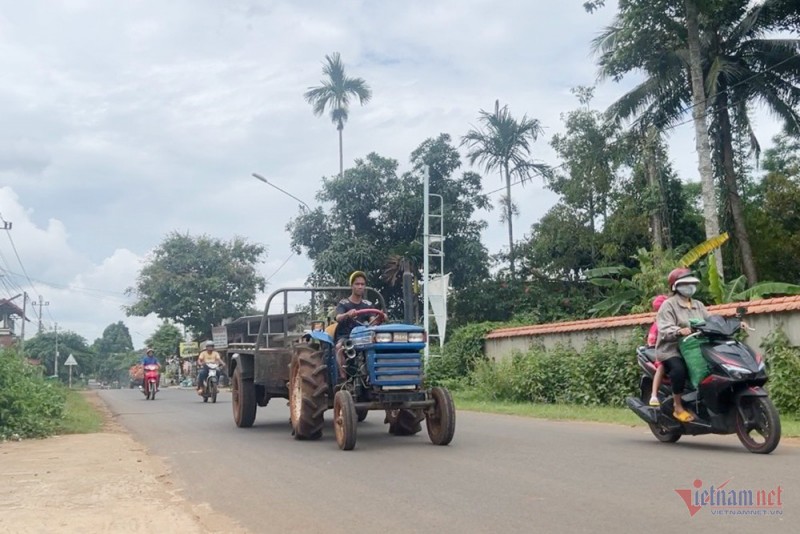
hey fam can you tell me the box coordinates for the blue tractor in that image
[288,295,456,450]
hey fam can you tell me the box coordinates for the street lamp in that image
[252,173,311,212]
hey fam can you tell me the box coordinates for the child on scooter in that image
[648,295,668,406]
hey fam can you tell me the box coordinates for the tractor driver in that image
[334,271,375,340]
[331,271,375,379]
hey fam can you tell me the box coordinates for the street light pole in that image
[252,173,311,212]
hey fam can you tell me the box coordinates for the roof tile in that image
[486,295,800,340]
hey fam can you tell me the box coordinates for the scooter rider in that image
[655,268,709,422]
[196,341,224,395]
[138,348,160,392]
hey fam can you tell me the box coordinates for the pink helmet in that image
[652,294,668,311]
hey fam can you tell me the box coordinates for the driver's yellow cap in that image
[349,270,367,285]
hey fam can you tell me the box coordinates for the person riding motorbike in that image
[196,341,225,395]
[138,348,160,393]
[655,268,710,422]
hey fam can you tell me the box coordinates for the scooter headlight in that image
[721,363,751,379]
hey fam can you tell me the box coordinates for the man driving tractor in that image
[326,271,380,379]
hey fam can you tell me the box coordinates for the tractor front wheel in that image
[426,387,456,445]
[334,390,357,451]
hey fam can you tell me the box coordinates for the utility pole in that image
[54,322,59,378]
[32,295,49,333]
[20,292,27,352]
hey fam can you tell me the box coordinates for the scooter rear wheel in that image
[648,423,682,443]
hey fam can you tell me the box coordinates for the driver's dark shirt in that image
[334,298,373,340]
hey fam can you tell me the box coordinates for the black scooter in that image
[626,310,781,454]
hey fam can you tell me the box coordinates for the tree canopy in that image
[126,233,266,339]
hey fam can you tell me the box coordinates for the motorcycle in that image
[200,362,221,403]
[626,310,781,454]
[142,364,160,400]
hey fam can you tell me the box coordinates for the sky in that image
[0,0,788,351]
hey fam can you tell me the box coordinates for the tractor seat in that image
[637,346,658,364]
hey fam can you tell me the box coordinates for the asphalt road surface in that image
[99,388,797,533]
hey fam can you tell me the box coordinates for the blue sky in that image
[0,0,787,349]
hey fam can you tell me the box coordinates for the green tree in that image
[145,322,183,360]
[592,0,800,284]
[126,233,266,339]
[22,330,93,381]
[304,52,372,179]
[462,100,548,277]
[549,87,622,262]
[746,133,800,282]
[92,322,134,380]
[92,322,133,357]
[290,135,490,317]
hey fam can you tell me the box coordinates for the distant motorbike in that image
[200,362,221,403]
[142,364,160,400]
[626,311,781,454]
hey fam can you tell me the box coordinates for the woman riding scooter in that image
[655,268,710,423]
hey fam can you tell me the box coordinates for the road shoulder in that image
[0,391,248,534]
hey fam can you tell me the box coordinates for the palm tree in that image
[593,0,800,284]
[304,52,372,179]
[462,101,548,277]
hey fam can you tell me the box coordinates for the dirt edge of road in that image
[0,391,249,534]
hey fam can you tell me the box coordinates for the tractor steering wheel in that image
[352,308,387,326]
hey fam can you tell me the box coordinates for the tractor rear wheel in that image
[426,387,456,445]
[388,409,423,436]
[289,344,328,440]
[334,390,357,450]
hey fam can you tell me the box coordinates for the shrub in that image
[468,333,642,407]
[426,321,501,385]
[762,329,800,416]
[0,349,66,439]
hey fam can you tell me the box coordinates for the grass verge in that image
[452,389,800,437]
[56,389,104,434]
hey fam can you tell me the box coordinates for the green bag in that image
[680,335,709,389]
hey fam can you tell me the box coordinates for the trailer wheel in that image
[289,344,327,440]
[388,409,424,436]
[426,387,456,445]
[232,366,257,428]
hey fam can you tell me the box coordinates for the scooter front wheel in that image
[736,396,781,454]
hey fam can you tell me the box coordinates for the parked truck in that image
[225,286,455,450]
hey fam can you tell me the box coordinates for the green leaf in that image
[584,266,627,278]
[733,283,800,301]
[707,259,724,305]
[679,233,730,268]
[588,278,619,287]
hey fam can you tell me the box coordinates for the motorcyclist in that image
[139,348,160,394]
[196,341,225,395]
[655,268,710,422]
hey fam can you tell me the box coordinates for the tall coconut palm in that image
[461,100,548,278]
[593,0,800,284]
[304,52,372,178]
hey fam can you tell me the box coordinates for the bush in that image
[426,321,501,385]
[468,334,642,407]
[0,349,66,439]
[762,329,800,416]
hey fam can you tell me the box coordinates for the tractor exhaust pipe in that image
[343,340,356,359]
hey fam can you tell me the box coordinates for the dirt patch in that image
[0,391,249,534]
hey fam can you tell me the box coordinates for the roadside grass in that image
[56,389,104,434]
[452,389,800,437]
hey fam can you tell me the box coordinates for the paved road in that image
[99,388,797,533]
